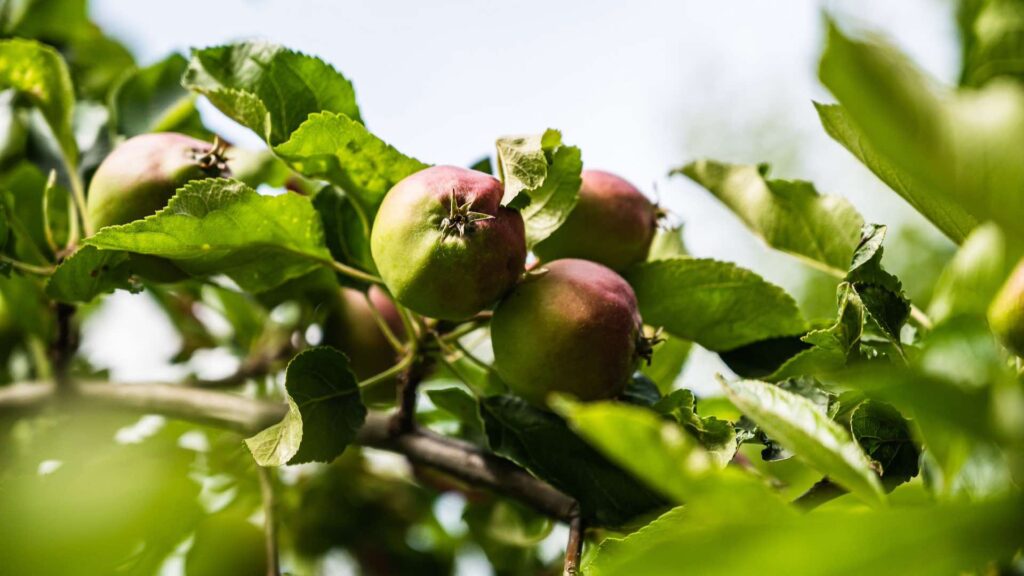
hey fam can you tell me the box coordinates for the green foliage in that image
[109,53,207,139]
[679,160,863,275]
[0,38,76,162]
[719,377,886,505]
[84,178,332,293]
[480,395,668,526]
[245,347,365,465]
[0,5,1022,575]
[495,129,583,246]
[585,494,1024,576]
[625,257,806,351]
[819,20,1024,246]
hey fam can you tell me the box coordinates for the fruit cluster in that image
[87,134,663,406]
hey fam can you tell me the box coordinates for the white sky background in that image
[83,0,960,389]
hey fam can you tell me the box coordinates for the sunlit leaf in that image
[679,160,863,275]
[246,347,365,465]
[719,377,886,505]
[625,258,806,351]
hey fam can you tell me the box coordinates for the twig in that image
[363,291,405,353]
[793,478,847,511]
[325,258,382,285]
[0,255,55,276]
[563,512,585,576]
[390,351,434,436]
[190,342,295,389]
[0,380,579,522]
[51,303,77,393]
[257,466,281,576]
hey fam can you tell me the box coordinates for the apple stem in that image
[563,511,586,576]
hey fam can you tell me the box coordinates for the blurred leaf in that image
[958,0,1024,87]
[625,257,806,351]
[554,399,708,504]
[45,244,136,303]
[480,395,668,527]
[928,222,1014,324]
[719,377,886,505]
[0,39,76,164]
[147,284,217,363]
[183,41,361,145]
[185,509,267,576]
[463,498,550,576]
[496,129,582,247]
[818,22,1024,245]
[0,89,27,167]
[110,52,207,138]
[585,494,1024,576]
[273,112,427,214]
[0,270,50,338]
[85,178,331,293]
[679,160,863,275]
[0,0,88,42]
[426,386,483,436]
[201,284,269,353]
[63,25,135,101]
[646,226,687,261]
[246,347,365,465]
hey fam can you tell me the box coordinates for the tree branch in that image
[0,380,578,522]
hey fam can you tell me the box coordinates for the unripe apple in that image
[86,132,228,231]
[86,133,228,282]
[321,285,406,404]
[370,165,527,320]
[491,258,645,405]
[533,169,659,271]
[989,257,1024,357]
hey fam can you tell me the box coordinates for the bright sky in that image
[84,0,959,389]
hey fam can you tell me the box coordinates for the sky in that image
[83,0,960,390]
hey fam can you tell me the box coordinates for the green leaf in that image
[0,39,76,163]
[182,41,361,145]
[495,129,582,246]
[652,390,737,467]
[958,0,1024,87]
[84,178,331,293]
[426,386,484,436]
[585,494,1024,576]
[44,245,137,303]
[844,224,910,348]
[311,184,376,278]
[848,400,920,491]
[273,112,427,214]
[928,223,1014,324]
[479,395,667,527]
[818,21,1024,245]
[110,53,207,138]
[0,200,8,251]
[646,226,687,261]
[679,160,863,275]
[719,377,886,505]
[767,282,865,380]
[554,399,713,503]
[619,373,662,407]
[624,258,805,352]
[63,25,136,101]
[245,347,365,465]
